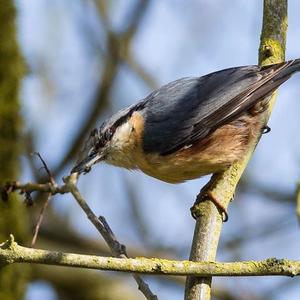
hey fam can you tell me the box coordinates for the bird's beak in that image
[71,150,103,174]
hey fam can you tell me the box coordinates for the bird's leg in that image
[190,174,229,222]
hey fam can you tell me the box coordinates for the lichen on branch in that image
[1,235,300,277]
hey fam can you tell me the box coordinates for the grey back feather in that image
[142,60,300,155]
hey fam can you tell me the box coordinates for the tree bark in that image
[0,1,29,299]
[2,237,300,278]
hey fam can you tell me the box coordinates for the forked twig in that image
[65,175,158,300]
[31,152,56,247]
[4,174,158,300]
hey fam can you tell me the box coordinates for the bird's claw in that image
[262,125,271,134]
[190,191,228,222]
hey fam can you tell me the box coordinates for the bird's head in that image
[71,104,144,175]
[71,122,116,174]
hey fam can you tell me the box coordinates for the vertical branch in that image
[0,0,29,299]
[184,1,288,299]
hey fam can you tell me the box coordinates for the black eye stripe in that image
[94,100,146,149]
[94,126,116,150]
[104,127,115,140]
[95,137,105,148]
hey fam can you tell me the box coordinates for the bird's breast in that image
[134,113,265,183]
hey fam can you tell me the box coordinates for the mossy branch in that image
[1,235,300,277]
[185,1,288,299]
[0,1,29,298]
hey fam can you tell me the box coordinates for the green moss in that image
[259,39,285,65]
[0,1,29,299]
[259,0,287,65]
[185,2,288,298]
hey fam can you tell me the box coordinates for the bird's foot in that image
[190,184,228,222]
[262,125,271,134]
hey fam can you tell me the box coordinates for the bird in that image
[71,58,300,220]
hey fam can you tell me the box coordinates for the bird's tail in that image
[285,58,300,73]
[254,58,300,101]
[269,58,300,81]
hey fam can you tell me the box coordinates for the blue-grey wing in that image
[142,61,292,155]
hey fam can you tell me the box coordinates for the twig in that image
[33,152,55,184]
[1,235,300,277]
[31,153,56,247]
[4,177,158,299]
[2,182,69,195]
[184,1,288,299]
[98,215,157,298]
[64,174,158,300]
[31,193,51,247]
[36,211,170,259]
[64,175,126,257]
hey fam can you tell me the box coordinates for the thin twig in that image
[98,216,156,298]
[31,193,52,247]
[31,153,56,247]
[4,176,158,300]
[33,152,55,184]
[2,182,69,194]
[64,175,158,300]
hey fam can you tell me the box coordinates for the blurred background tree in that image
[0,1,29,299]
[1,1,300,299]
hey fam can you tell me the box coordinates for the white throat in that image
[105,122,137,169]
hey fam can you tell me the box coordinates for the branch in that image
[65,175,157,300]
[2,181,69,195]
[185,1,288,299]
[1,235,300,277]
[2,176,157,300]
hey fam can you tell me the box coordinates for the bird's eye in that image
[95,137,105,149]
[105,127,115,140]
[94,127,115,150]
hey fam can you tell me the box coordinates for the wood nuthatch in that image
[71,59,300,219]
